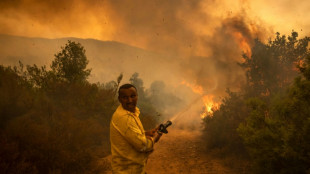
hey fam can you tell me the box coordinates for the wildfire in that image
[181,81,220,119]
[200,95,220,119]
[233,31,252,58]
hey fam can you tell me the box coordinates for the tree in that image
[0,65,33,127]
[202,90,247,154]
[298,38,310,80]
[114,73,123,97]
[203,32,310,173]
[146,81,183,119]
[238,32,310,174]
[129,73,159,129]
[241,32,309,98]
[51,40,91,83]
[129,72,145,100]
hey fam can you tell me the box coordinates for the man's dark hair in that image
[118,84,137,96]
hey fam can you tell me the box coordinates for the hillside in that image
[0,34,178,87]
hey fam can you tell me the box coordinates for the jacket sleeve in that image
[112,114,154,152]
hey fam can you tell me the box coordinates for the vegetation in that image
[0,40,163,173]
[202,32,310,173]
[3,31,309,174]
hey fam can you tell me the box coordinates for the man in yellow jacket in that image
[110,84,162,174]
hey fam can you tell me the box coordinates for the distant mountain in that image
[0,34,178,86]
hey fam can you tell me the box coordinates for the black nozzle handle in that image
[158,120,172,134]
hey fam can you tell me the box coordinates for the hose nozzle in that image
[158,120,172,134]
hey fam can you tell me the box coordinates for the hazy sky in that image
[1,0,309,54]
[1,0,309,119]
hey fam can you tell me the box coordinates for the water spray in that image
[169,95,203,122]
[159,94,214,132]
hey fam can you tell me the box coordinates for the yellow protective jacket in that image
[110,105,154,174]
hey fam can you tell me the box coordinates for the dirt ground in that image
[146,128,238,174]
[103,128,247,174]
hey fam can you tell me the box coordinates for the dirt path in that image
[104,128,242,174]
[146,128,236,174]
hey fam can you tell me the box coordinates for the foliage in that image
[202,90,247,155]
[203,32,310,173]
[238,32,310,174]
[146,81,183,119]
[129,72,159,130]
[129,72,146,100]
[51,40,91,83]
[237,98,282,173]
[241,32,308,98]
[0,40,161,173]
[238,75,310,173]
[0,64,33,128]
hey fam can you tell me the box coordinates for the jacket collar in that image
[118,104,140,117]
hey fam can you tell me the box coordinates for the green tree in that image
[51,40,91,83]
[0,65,34,127]
[203,32,310,173]
[129,72,146,100]
[238,33,310,174]
[0,41,113,173]
[237,98,282,174]
[129,72,159,129]
[202,90,247,154]
[241,32,309,98]
[114,73,123,97]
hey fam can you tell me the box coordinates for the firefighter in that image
[110,84,162,174]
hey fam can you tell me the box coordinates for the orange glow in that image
[181,80,204,94]
[200,95,220,118]
[294,60,304,71]
[181,81,220,118]
[233,32,252,58]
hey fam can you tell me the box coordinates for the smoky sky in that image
[0,0,298,54]
[1,0,309,56]
[1,0,309,103]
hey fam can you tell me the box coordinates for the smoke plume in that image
[1,0,309,127]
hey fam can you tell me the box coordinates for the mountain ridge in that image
[0,34,178,87]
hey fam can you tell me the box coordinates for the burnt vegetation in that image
[0,41,165,173]
[202,31,310,174]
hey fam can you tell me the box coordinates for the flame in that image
[200,95,220,119]
[233,31,252,58]
[181,80,220,119]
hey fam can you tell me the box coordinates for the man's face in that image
[118,87,138,113]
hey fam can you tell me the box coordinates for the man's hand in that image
[145,125,162,143]
[145,125,160,137]
[145,129,156,137]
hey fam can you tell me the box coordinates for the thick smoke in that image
[1,0,308,128]
[180,14,270,97]
[1,0,309,51]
